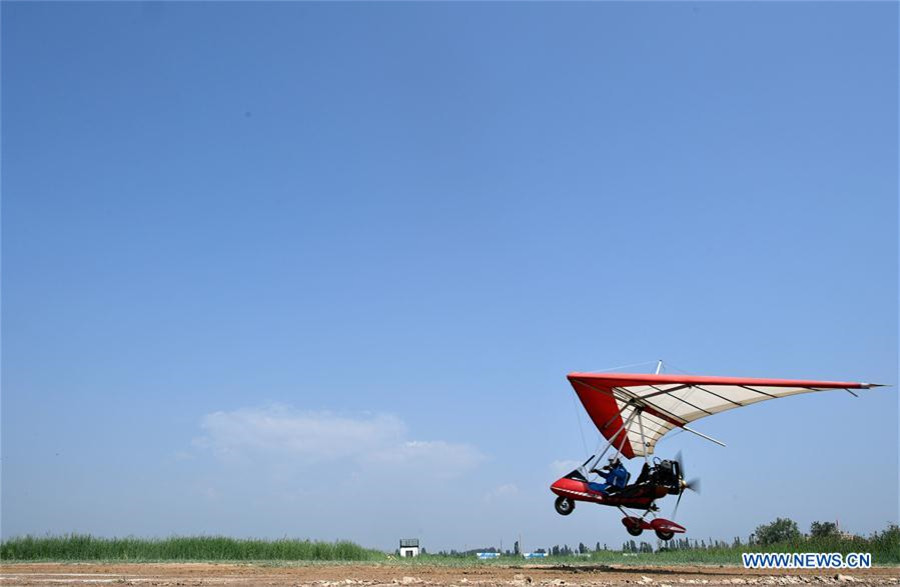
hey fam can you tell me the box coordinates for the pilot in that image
[588,457,629,493]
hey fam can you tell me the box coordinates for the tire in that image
[554,496,575,516]
[655,530,674,541]
[626,525,643,537]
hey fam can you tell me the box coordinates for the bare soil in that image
[1,563,897,587]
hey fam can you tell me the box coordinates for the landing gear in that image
[554,496,575,516]
[622,516,645,536]
[621,513,684,540]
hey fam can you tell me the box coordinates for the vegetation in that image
[418,521,899,567]
[2,520,897,565]
[809,521,839,539]
[0,535,385,562]
[754,518,801,545]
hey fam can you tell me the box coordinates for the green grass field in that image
[2,526,897,565]
[403,542,898,567]
[0,535,385,562]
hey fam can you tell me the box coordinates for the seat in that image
[634,463,651,485]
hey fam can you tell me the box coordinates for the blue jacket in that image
[601,464,629,489]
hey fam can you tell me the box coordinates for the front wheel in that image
[655,530,674,541]
[626,525,643,537]
[554,496,575,516]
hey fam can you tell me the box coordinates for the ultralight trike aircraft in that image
[550,369,880,541]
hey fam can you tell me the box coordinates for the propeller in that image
[672,451,701,519]
[674,450,685,479]
[672,490,685,519]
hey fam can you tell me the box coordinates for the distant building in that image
[399,538,420,557]
[835,520,858,540]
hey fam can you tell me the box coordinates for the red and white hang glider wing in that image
[568,372,878,459]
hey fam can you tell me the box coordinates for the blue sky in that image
[2,2,897,551]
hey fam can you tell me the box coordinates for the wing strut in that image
[680,424,727,447]
[637,411,650,466]
[582,409,638,476]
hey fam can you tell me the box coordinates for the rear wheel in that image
[626,525,643,536]
[655,530,674,541]
[554,496,574,516]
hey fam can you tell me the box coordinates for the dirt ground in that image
[0,563,897,587]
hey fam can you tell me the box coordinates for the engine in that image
[648,459,682,494]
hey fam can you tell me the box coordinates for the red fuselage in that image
[550,475,667,509]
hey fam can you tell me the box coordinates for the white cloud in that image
[369,440,484,473]
[194,405,484,478]
[195,406,405,463]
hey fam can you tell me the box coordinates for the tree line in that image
[428,519,898,557]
